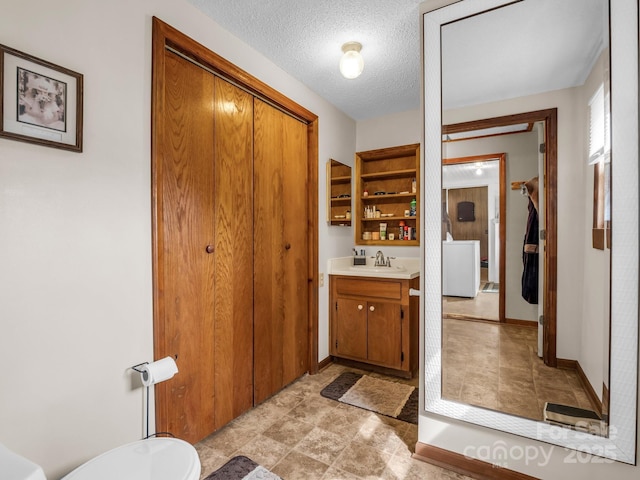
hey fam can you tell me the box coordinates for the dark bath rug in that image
[204,455,282,480]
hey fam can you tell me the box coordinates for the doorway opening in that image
[442,153,506,323]
[442,108,557,367]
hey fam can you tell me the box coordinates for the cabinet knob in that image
[369,305,375,312]
[205,245,215,254]
[358,304,364,310]
[284,242,291,250]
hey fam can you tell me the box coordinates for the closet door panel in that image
[155,51,216,442]
[212,77,254,428]
[281,114,309,386]
[253,99,285,404]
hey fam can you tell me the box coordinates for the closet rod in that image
[165,45,309,125]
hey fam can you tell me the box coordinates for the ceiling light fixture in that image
[339,42,364,79]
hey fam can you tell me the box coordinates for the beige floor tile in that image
[295,426,350,465]
[288,396,337,425]
[442,317,598,424]
[271,450,330,479]
[195,445,230,480]
[315,407,366,440]
[321,466,362,479]
[198,423,254,457]
[460,382,499,409]
[262,415,316,447]
[231,402,291,433]
[196,348,600,479]
[232,434,291,469]
[332,441,392,477]
[354,418,409,455]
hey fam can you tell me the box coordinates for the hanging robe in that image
[521,197,538,304]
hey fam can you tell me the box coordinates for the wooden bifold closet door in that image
[253,99,309,405]
[153,45,310,444]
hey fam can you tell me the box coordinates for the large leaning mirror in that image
[422,0,638,463]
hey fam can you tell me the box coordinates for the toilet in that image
[0,438,200,480]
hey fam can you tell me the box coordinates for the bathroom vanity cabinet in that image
[329,274,419,378]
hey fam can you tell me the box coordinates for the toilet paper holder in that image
[131,355,178,385]
[130,355,179,439]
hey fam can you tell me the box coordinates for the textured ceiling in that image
[189,0,607,121]
[188,0,424,120]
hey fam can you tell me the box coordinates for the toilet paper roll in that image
[139,356,178,387]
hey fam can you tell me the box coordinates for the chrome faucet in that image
[374,250,386,267]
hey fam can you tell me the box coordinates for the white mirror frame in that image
[421,0,638,464]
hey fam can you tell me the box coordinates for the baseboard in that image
[413,442,539,480]
[317,356,332,372]
[332,356,414,379]
[444,313,500,323]
[557,358,602,416]
[504,318,537,327]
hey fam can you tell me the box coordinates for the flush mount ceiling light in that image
[339,42,364,79]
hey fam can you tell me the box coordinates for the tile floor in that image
[442,318,598,421]
[195,363,473,480]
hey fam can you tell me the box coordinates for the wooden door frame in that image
[443,153,506,323]
[151,16,319,427]
[443,108,557,367]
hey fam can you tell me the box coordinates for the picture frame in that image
[0,44,83,152]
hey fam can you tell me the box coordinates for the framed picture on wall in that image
[0,44,83,152]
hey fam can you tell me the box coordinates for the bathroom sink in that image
[349,265,406,273]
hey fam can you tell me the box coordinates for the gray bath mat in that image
[204,455,282,480]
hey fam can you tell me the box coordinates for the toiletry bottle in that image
[410,198,416,216]
[412,178,417,193]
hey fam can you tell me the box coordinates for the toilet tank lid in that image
[61,438,200,480]
[0,443,47,480]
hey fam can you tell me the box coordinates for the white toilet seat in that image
[0,443,46,480]
[61,438,200,480]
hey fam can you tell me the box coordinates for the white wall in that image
[0,1,355,477]
[579,49,610,398]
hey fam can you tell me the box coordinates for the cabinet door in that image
[367,302,402,369]
[335,298,368,361]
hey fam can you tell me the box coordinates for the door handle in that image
[284,242,291,250]
[369,305,375,312]
[205,245,215,254]
[357,304,364,310]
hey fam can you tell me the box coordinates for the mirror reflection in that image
[439,0,610,435]
[327,159,352,226]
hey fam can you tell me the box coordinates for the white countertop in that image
[327,256,420,279]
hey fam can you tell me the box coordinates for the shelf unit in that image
[355,144,420,246]
[327,159,352,226]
